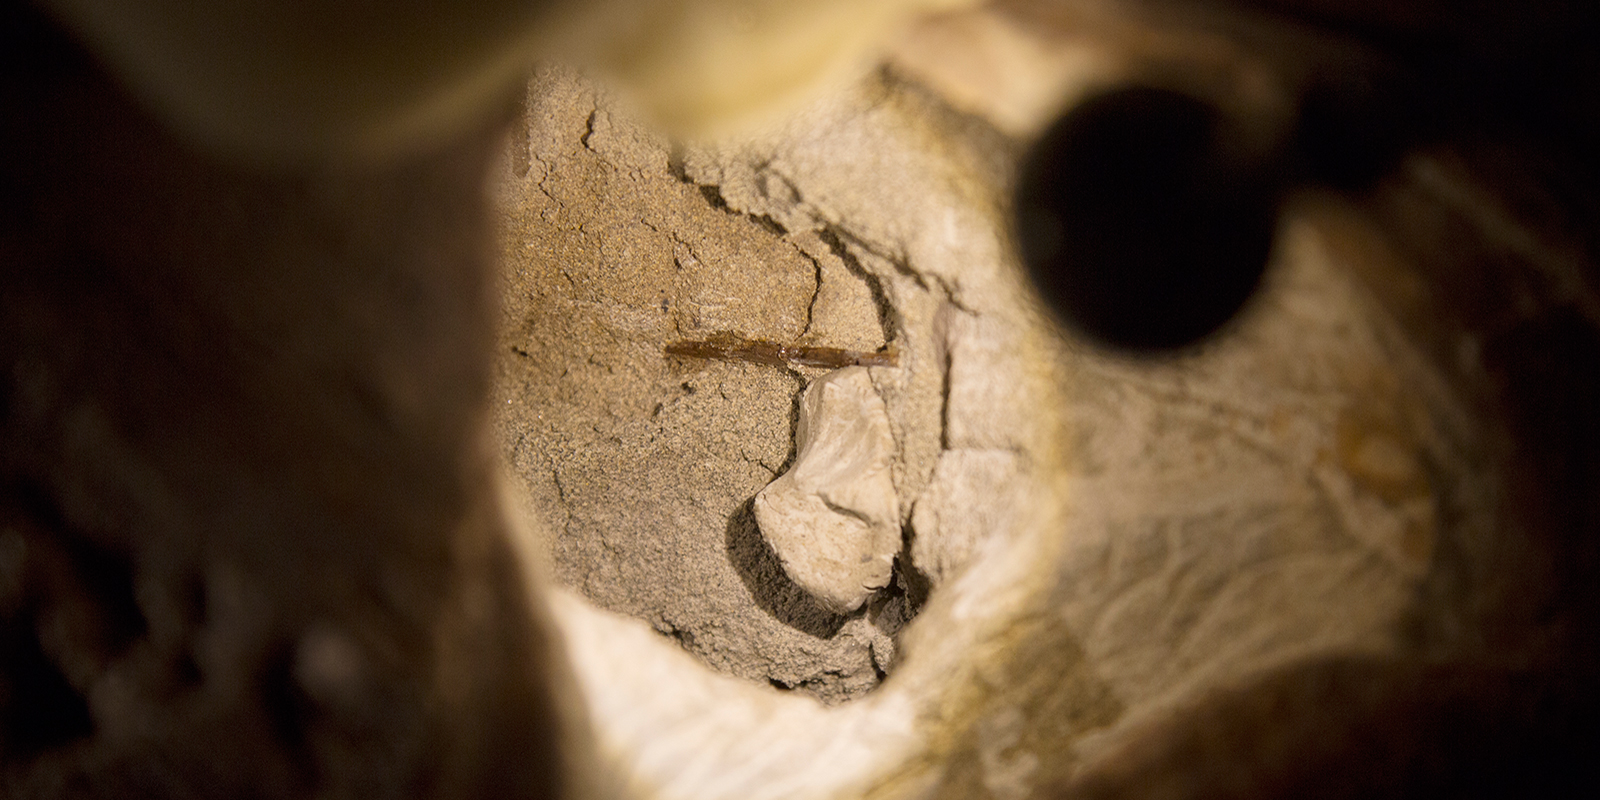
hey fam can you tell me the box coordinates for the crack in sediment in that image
[653,618,698,651]
[822,223,928,291]
[664,231,708,273]
[776,366,808,477]
[547,468,582,557]
[663,151,916,354]
[578,108,599,153]
[793,245,825,338]
[816,226,902,347]
[667,147,791,236]
[531,173,558,207]
[938,312,956,452]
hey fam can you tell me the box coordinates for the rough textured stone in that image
[754,367,900,613]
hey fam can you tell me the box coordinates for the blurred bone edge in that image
[2,3,582,798]
[36,0,978,163]
[754,368,900,615]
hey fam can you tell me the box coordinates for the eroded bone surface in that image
[754,367,899,613]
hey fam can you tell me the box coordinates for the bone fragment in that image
[755,367,900,613]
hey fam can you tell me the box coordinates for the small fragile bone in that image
[755,367,900,613]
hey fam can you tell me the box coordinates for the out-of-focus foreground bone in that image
[39,0,977,161]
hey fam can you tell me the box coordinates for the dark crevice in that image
[0,483,152,760]
[666,148,791,236]
[8,482,148,655]
[724,499,846,639]
[816,226,902,346]
[898,546,933,618]
[697,183,731,212]
[0,619,94,757]
[260,642,319,786]
[654,621,697,651]
[793,670,851,694]
[578,108,598,153]
[864,555,925,640]
[938,309,956,452]
[63,542,146,656]
[823,223,928,290]
[751,214,788,237]
[794,247,825,338]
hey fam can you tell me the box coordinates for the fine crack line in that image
[579,108,599,153]
[666,231,707,271]
[794,244,825,338]
[818,496,878,527]
[667,147,791,236]
[546,467,581,557]
[817,225,902,346]
[531,155,559,206]
[933,273,976,314]
[549,467,570,503]
[938,311,954,452]
[826,223,927,291]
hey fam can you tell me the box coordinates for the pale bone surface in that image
[754,367,900,614]
[493,19,1498,799]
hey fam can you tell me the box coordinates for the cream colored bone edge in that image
[41,0,978,162]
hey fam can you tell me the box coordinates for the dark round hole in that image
[1014,87,1282,352]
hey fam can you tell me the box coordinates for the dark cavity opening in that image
[1014,86,1281,352]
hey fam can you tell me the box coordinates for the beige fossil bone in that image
[754,367,901,614]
